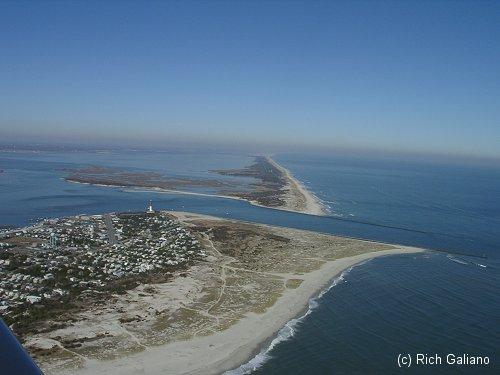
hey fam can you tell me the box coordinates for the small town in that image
[0,204,206,330]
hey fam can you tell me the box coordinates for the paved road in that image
[104,214,117,245]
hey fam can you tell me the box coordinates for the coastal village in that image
[0,203,206,333]
[0,196,414,375]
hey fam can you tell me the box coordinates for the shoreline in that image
[197,245,424,375]
[224,256,373,375]
[64,156,329,217]
[264,156,328,216]
[65,212,423,375]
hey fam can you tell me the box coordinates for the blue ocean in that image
[0,150,498,374]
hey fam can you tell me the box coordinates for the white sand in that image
[70,246,423,375]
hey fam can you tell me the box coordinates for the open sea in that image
[0,150,498,374]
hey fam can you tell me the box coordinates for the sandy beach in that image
[65,156,328,217]
[265,156,327,216]
[73,248,422,375]
[27,212,424,375]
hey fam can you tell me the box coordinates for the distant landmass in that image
[65,156,327,216]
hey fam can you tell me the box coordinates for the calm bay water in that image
[0,150,499,374]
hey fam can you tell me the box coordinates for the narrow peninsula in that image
[64,156,328,216]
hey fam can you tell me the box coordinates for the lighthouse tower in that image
[147,200,155,214]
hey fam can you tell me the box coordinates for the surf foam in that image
[224,261,370,374]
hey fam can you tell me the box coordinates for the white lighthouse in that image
[147,200,155,214]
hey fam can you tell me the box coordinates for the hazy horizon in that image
[2,138,500,168]
[1,1,499,158]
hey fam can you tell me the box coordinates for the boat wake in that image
[447,255,469,265]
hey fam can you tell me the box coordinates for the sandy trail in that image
[58,222,422,375]
[28,212,424,375]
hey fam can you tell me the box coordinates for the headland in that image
[0,211,424,374]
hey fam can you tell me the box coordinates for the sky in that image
[1,0,499,157]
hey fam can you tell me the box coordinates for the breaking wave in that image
[224,262,369,374]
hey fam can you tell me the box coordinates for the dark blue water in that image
[238,154,500,375]
[243,253,499,375]
[1,150,499,374]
